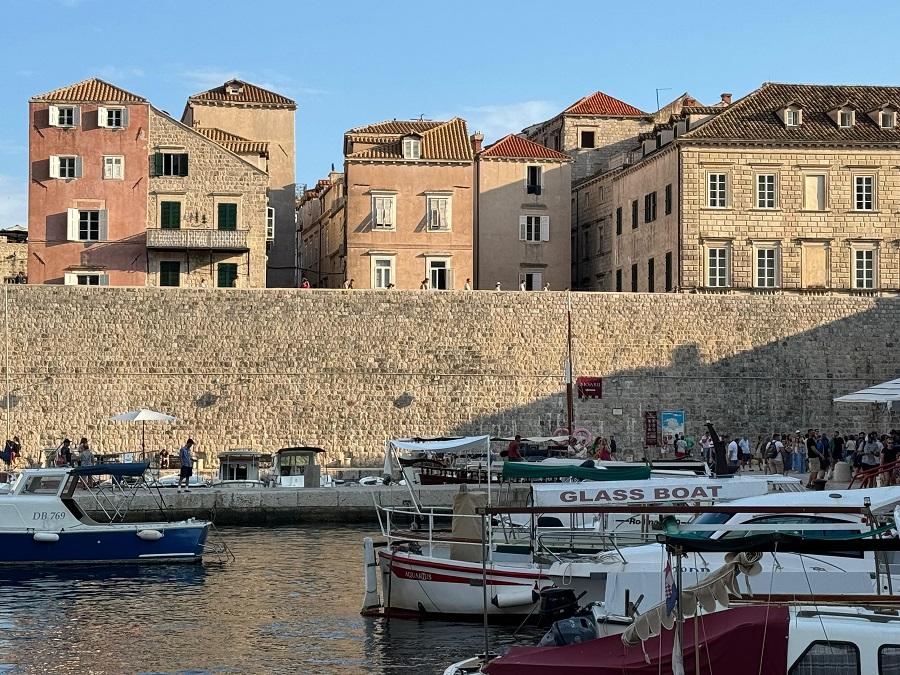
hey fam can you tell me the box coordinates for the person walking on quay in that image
[726,435,739,472]
[55,438,73,467]
[881,433,898,486]
[343,278,354,289]
[806,430,824,487]
[178,439,195,492]
[505,435,522,462]
[764,434,781,475]
[700,432,714,466]
[861,432,881,473]
[1,436,20,469]
[419,278,430,290]
[519,279,527,291]
[832,431,845,465]
[494,282,502,291]
[300,277,311,289]
[77,437,92,467]
[463,278,472,291]
[609,436,617,456]
[738,435,750,470]
[675,434,688,459]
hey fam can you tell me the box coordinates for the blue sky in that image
[2,0,900,226]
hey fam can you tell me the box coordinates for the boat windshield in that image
[688,511,732,538]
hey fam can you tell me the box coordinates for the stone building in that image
[574,82,900,294]
[28,78,270,288]
[522,90,653,182]
[339,118,475,290]
[146,109,268,288]
[182,80,297,287]
[475,134,572,290]
[0,227,28,283]
[297,172,345,287]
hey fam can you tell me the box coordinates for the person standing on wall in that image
[178,439,195,493]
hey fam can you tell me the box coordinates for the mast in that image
[565,291,575,447]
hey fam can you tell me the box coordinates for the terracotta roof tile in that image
[195,127,268,154]
[32,78,147,103]
[346,118,473,161]
[348,120,441,135]
[188,79,295,107]
[563,91,647,117]
[479,134,571,161]
[683,83,900,144]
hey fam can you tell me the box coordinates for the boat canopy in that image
[529,476,771,507]
[68,461,150,478]
[661,516,900,553]
[834,377,900,404]
[503,461,650,482]
[389,436,490,455]
[492,436,570,444]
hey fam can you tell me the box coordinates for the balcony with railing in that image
[146,228,249,251]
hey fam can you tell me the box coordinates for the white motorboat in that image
[365,485,900,621]
[0,463,211,564]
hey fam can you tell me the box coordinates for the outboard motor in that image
[537,587,585,624]
[537,616,596,647]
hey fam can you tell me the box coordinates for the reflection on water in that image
[0,527,539,675]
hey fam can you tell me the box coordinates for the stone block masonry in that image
[3,286,898,468]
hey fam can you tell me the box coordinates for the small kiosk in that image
[273,447,332,488]
[214,450,265,487]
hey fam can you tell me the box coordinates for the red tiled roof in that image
[32,78,147,103]
[188,79,295,107]
[563,91,647,117]
[346,118,473,161]
[195,127,268,154]
[479,134,571,161]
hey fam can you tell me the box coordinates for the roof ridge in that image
[187,79,295,107]
[563,90,648,117]
[480,133,571,161]
[31,77,148,103]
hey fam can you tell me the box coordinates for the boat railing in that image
[375,502,501,553]
[532,529,659,563]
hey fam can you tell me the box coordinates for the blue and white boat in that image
[0,462,210,564]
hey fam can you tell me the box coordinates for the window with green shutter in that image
[218,203,237,231]
[159,261,181,287]
[160,201,181,229]
[217,263,238,288]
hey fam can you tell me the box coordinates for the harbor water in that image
[0,526,538,675]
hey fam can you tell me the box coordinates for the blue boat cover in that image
[69,461,150,478]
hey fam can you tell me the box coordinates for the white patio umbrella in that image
[109,408,177,458]
[834,378,900,407]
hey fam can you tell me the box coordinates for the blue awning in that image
[69,461,150,478]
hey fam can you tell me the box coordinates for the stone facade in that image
[297,173,345,287]
[182,81,297,288]
[2,287,898,469]
[0,238,28,282]
[574,147,680,291]
[146,109,268,288]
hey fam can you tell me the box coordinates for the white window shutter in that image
[63,273,77,285]
[49,106,60,127]
[99,210,109,241]
[99,275,110,286]
[519,215,527,241]
[97,107,108,128]
[49,156,60,179]
[387,197,394,225]
[74,156,83,179]
[72,107,81,127]
[445,198,452,229]
[66,208,79,241]
[121,108,129,128]
[540,215,550,241]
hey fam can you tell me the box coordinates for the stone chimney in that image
[470,132,484,154]
[720,93,733,106]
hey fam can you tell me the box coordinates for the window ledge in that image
[799,209,830,213]
[750,208,781,212]
[850,210,879,214]
[700,207,731,211]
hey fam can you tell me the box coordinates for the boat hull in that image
[0,523,209,564]
[379,549,549,618]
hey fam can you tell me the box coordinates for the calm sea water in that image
[0,527,539,675]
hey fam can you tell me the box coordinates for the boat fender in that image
[361,537,381,611]
[137,529,164,541]
[33,532,59,543]
[491,586,540,608]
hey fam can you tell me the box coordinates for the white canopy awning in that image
[834,378,900,404]
[389,436,490,455]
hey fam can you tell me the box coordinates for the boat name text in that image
[32,512,67,520]
[558,486,722,503]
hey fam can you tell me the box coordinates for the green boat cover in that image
[502,461,651,482]
[661,516,899,553]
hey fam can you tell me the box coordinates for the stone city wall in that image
[3,286,898,468]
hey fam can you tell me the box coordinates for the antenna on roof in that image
[655,87,673,113]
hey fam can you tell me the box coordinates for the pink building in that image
[29,79,150,285]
